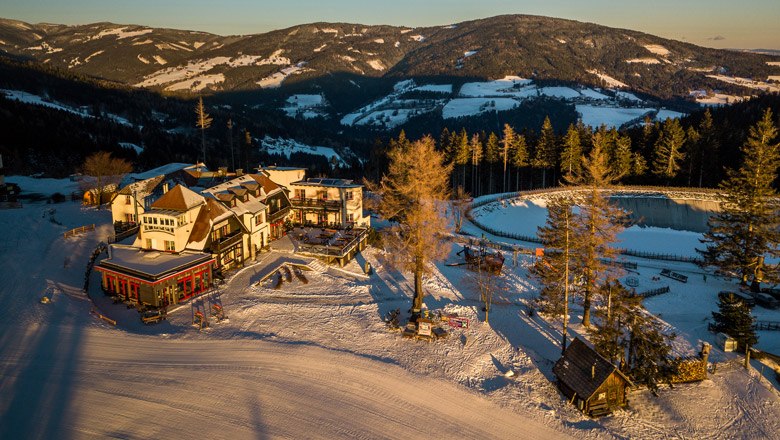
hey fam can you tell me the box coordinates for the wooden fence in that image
[637,286,671,298]
[63,224,95,238]
[754,321,780,331]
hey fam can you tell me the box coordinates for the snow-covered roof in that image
[127,163,193,182]
[292,177,361,188]
[117,175,165,198]
[200,175,269,215]
[188,197,235,247]
[151,185,205,211]
[98,244,213,281]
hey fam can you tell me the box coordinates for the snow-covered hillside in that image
[1,89,132,126]
[260,136,352,166]
[336,77,687,129]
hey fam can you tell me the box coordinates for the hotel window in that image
[295,189,306,199]
[348,213,355,223]
[164,240,175,251]
[125,195,131,205]
[345,191,354,201]
[146,239,152,249]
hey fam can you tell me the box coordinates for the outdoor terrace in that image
[287,226,368,266]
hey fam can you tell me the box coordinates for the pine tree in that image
[534,116,558,188]
[511,133,529,191]
[454,129,470,191]
[632,152,647,177]
[531,197,577,353]
[711,292,758,350]
[627,312,677,394]
[684,126,701,187]
[369,135,452,318]
[484,132,500,194]
[567,132,627,328]
[559,123,582,179]
[699,109,780,287]
[652,118,686,182]
[612,135,633,181]
[589,279,640,364]
[697,109,720,187]
[195,96,213,164]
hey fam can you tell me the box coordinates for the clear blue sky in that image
[2,0,779,49]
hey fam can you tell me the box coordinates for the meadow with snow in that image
[336,76,688,130]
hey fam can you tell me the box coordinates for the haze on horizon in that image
[2,0,779,50]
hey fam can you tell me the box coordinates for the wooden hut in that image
[553,337,632,417]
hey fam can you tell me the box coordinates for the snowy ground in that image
[1,181,779,439]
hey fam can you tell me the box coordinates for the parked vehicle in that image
[752,292,780,309]
[718,291,755,307]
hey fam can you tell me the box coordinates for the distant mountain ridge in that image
[1,15,779,101]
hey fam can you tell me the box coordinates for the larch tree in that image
[531,196,577,353]
[534,116,558,188]
[470,133,483,196]
[699,109,780,288]
[226,118,234,171]
[81,151,133,210]
[559,123,583,180]
[501,124,516,192]
[195,96,213,165]
[566,131,627,328]
[652,118,686,182]
[369,135,452,319]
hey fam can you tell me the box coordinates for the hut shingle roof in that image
[553,338,631,400]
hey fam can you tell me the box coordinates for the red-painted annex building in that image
[95,244,214,307]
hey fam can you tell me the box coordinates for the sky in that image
[2,0,779,50]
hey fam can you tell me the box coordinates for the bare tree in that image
[451,186,470,234]
[368,135,452,319]
[81,151,132,209]
[472,252,501,323]
[195,96,213,164]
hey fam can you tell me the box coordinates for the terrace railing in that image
[290,197,342,211]
[295,227,368,259]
